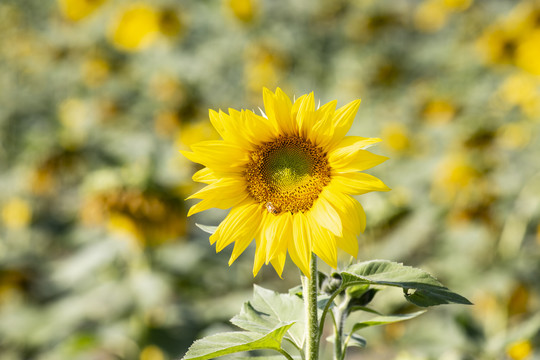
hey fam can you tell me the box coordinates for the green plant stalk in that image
[302,254,319,360]
[333,294,349,360]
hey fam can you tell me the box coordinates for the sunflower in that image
[182,88,389,277]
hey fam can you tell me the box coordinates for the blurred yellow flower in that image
[182,88,389,277]
[110,4,160,52]
[58,98,96,148]
[497,122,532,150]
[516,29,540,76]
[108,212,144,248]
[58,0,107,22]
[0,269,28,303]
[432,154,479,204]
[158,9,184,38]
[1,198,32,230]
[414,0,448,33]
[30,168,55,196]
[476,25,519,65]
[506,339,533,360]
[382,123,411,153]
[140,345,165,360]
[81,188,186,247]
[498,73,540,107]
[507,283,530,317]
[81,56,110,87]
[422,99,457,124]
[227,0,257,23]
[154,111,181,139]
[245,44,287,96]
[442,0,472,11]
[149,74,186,105]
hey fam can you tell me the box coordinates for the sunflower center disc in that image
[245,135,331,214]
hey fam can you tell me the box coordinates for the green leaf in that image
[350,311,426,332]
[326,333,367,348]
[226,356,301,360]
[345,334,367,348]
[347,306,382,316]
[340,260,472,307]
[195,223,218,234]
[181,323,294,360]
[231,285,305,348]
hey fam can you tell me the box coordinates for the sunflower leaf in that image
[350,311,426,332]
[181,322,294,360]
[227,356,302,360]
[326,333,367,348]
[340,260,472,307]
[231,285,305,349]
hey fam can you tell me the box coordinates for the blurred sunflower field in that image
[0,0,539,359]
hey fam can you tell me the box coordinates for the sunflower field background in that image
[1,0,539,359]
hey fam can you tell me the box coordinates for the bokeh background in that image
[1,0,539,359]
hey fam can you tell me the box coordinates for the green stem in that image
[333,293,350,360]
[302,254,319,360]
[277,348,296,360]
[318,285,345,339]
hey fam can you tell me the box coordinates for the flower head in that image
[182,88,390,277]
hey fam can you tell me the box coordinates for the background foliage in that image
[0,0,539,359]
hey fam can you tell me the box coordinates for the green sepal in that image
[181,323,294,360]
[195,223,218,234]
[340,260,472,307]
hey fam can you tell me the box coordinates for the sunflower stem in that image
[302,254,319,360]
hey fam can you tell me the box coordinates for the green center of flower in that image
[267,147,313,190]
[245,135,331,215]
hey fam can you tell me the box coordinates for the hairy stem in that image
[302,254,319,360]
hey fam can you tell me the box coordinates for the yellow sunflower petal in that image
[209,109,227,139]
[187,191,249,217]
[253,212,271,276]
[295,92,316,139]
[181,141,248,172]
[192,168,216,184]
[328,99,362,148]
[216,109,254,150]
[320,184,366,234]
[186,176,245,200]
[333,150,389,173]
[228,235,253,265]
[289,213,312,277]
[310,189,343,237]
[328,136,382,167]
[336,232,359,258]
[243,110,279,143]
[306,213,338,268]
[311,100,337,145]
[270,251,287,278]
[332,172,391,195]
[263,87,294,135]
[210,202,261,251]
[265,212,293,261]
